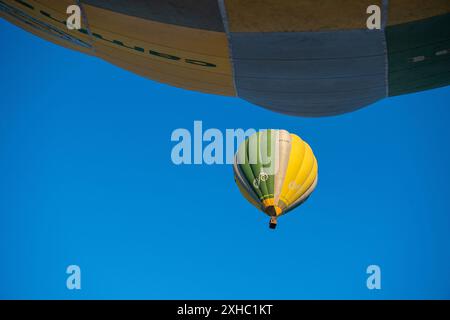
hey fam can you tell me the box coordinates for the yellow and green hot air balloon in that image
[233,130,318,229]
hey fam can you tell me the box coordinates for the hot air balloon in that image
[233,130,318,229]
[1,0,449,116]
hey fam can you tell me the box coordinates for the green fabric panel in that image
[237,141,262,200]
[387,13,450,96]
[237,132,277,201]
[250,134,268,199]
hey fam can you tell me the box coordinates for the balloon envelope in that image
[233,130,318,227]
[1,0,449,116]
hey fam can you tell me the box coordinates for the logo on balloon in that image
[288,181,302,191]
[253,171,269,188]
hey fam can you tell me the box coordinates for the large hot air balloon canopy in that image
[233,130,318,228]
[1,0,449,116]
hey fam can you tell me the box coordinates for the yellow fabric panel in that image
[285,158,318,209]
[281,139,316,208]
[83,4,235,96]
[3,0,236,96]
[298,175,318,204]
[83,5,231,73]
[278,134,306,208]
[98,53,234,96]
[95,45,234,96]
[223,0,382,32]
[82,4,229,60]
[388,0,450,26]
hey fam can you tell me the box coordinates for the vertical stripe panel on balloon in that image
[236,139,263,200]
[278,135,306,210]
[248,132,270,206]
[258,130,275,203]
[282,143,315,208]
[273,130,292,207]
[285,157,318,210]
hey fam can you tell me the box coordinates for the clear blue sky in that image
[1,19,449,299]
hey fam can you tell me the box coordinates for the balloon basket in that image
[269,217,277,229]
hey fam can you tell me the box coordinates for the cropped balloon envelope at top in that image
[1,0,449,116]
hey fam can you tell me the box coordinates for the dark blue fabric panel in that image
[229,30,388,116]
